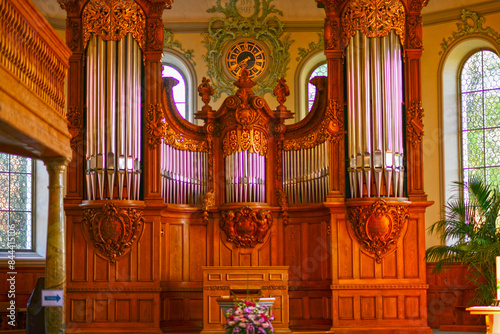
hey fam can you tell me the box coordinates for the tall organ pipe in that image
[84,33,142,201]
[346,30,404,198]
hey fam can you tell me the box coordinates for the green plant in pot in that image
[426,177,500,305]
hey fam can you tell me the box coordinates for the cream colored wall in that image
[421,11,500,248]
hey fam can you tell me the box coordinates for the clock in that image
[225,40,267,79]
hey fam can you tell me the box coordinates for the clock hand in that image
[229,57,251,71]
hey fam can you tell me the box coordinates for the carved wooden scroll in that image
[83,202,144,262]
[347,199,409,263]
[220,206,272,248]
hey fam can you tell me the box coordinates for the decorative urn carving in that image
[347,199,409,263]
[220,206,272,248]
[83,202,144,262]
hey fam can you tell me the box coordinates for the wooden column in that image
[44,157,70,334]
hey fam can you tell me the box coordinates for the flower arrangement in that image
[224,298,274,334]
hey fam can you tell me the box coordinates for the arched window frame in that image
[161,50,198,124]
[458,48,500,187]
[438,37,500,210]
[294,51,327,122]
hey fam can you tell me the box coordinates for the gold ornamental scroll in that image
[341,0,405,46]
[82,0,146,51]
[222,128,268,158]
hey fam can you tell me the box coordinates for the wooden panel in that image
[289,298,303,319]
[310,297,325,319]
[403,218,419,278]
[169,224,184,281]
[360,297,376,320]
[168,298,184,320]
[382,250,397,279]
[306,222,323,280]
[360,252,375,279]
[338,219,353,279]
[138,221,154,282]
[71,222,88,282]
[339,297,354,320]
[115,253,131,282]
[93,299,109,322]
[115,299,131,322]
[383,296,398,319]
[71,299,87,323]
[238,253,251,266]
[284,224,301,280]
[258,238,271,266]
[189,298,203,320]
[220,240,233,266]
[138,299,153,322]
[189,224,206,281]
[93,253,109,282]
[208,295,222,324]
[405,296,420,319]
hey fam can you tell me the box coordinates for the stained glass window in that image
[461,50,500,187]
[0,153,33,250]
[162,65,187,119]
[308,63,327,112]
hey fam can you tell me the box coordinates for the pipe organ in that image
[346,31,405,198]
[60,0,432,333]
[85,34,142,201]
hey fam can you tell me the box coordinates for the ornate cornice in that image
[439,9,500,56]
[341,0,405,47]
[82,0,146,51]
[331,284,429,290]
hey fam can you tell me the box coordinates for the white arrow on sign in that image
[41,290,63,307]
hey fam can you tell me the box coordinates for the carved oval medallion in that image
[220,206,272,248]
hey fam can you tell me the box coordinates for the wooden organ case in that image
[60,0,432,333]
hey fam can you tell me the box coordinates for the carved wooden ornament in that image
[347,200,409,263]
[220,207,272,248]
[83,202,144,262]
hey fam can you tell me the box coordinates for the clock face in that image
[225,40,267,79]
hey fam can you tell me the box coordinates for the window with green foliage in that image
[308,63,327,112]
[0,153,33,250]
[461,50,500,187]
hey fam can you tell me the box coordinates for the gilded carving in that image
[66,19,81,51]
[58,0,80,15]
[406,100,424,145]
[83,202,144,262]
[220,207,273,248]
[202,190,215,224]
[82,0,146,50]
[409,0,429,13]
[146,104,165,148]
[147,19,164,51]
[347,200,409,263]
[341,0,405,46]
[317,0,341,15]
[276,190,289,225]
[283,99,343,150]
[325,17,339,50]
[223,129,268,157]
[407,15,423,49]
[67,106,83,151]
[163,124,209,152]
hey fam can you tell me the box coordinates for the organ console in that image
[60,0,432,333]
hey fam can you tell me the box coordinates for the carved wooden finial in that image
[234,67,257,90]
[198,77,215,113]
[273,77,290,113]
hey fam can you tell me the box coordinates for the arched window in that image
[162,65,187,119]
[307,63,327,112]
[460,50,500,186]
[161,51,197,124]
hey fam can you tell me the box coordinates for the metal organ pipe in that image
[84,33,142,201]
[346,30,404,198]
[281,141,330,204]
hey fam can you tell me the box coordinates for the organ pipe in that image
[281,141,330,204]
[346,30,404,198]
[224,151,266,203]
[85,33,142,201]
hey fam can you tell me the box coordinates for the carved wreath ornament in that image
[220,207,272,248]
[83,202,144,262]
[347,200,409,263]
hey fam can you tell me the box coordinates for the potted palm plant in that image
[426,177,500,305]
